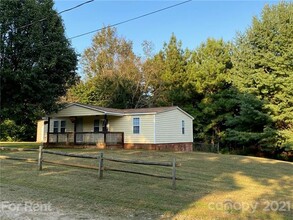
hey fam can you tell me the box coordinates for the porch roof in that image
[48,103,194,119]
[79,103,194,119]
[49,103,124,118]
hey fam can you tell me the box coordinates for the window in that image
[60,121,66,133]
[182,120,185,134]
[53,121,59,133]
[133,118,140,134]
[94,119,99,133]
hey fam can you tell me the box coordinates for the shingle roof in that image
[65,103,193,119]
[79,104,124,114]
[122,106,177,114]
[73,103,178,114]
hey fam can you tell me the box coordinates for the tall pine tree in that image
[232,2,293,149]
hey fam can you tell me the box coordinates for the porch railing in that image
[48,132,124,146]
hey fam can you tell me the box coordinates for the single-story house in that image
[37,103,194,151]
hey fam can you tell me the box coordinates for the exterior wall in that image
[155,109,193,144]
[83,116,95,132]
[124,142,193,151]
[41,106,194,150]
[73,116,106,132]
[108,115,155,144]
[50,105,104,117]
[36,120,45,143]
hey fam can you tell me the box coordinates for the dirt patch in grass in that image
[0,200,112,220]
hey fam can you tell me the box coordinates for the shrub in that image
[0,119,25,141]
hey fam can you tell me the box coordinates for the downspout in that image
[154,114,156,144]
[103,114,108,146]
[46,117,51,146]
[74,117,77,145]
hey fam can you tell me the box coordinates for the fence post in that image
[172,158,176,190]
[217,142,220,154]
[98,152,104,179]
[38,145,43,171]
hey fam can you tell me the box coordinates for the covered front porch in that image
[47,131,124,148]
[44,104,125,148]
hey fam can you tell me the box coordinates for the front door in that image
[76,118,83,143]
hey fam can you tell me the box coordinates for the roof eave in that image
[73,103,124,116]
[176,107,194,120]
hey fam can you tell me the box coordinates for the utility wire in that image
[58,0,94,14]
[69,0,192,40]
[17,0,94,30]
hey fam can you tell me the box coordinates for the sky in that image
[53,0,279,60]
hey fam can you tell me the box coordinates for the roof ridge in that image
[69,103,181,114]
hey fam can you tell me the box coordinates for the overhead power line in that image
[17,0,94,30]
[69,0,192,40]
[58,0,94,14]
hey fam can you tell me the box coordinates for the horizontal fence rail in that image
[42,150,98,159]
[0,155,37,163]
[103,157,181,167]
[0,147,38,152]
[43,160,99,170]
[0,146,180,189]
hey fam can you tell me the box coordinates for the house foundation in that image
[123,142,193,151]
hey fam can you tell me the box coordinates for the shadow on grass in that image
[172,153,293,219]
[1,149,292,219]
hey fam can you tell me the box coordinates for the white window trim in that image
[53,121,59,133]
[52,120,67,133]
[133,117,140,134]
[60,120,66,133]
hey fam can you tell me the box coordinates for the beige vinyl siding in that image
[50,105,104,117]
[83,116,93,132]
[108,115,155,143]
[155,109,193,143]
[36,120,45,143]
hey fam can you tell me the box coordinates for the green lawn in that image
[0,142,39,148]
[0,143,292,219]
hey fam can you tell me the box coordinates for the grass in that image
[0,142,39,148]
[0,143,293,219]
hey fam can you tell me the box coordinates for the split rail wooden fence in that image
[0,146,181,189]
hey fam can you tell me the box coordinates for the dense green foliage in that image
[67,27,144,108]
[69,2,292,152]
[1,0,292,154]
[0,0,77,140]
[232,2,293,149]
[0,119,25,141]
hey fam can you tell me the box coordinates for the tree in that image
[185,38,277,150]
[81,26,137,79]
[142,34,190,107]
[68,27,146,109]
[232,2,293,148]
[161,34,190,106]
[223,91,277,150]
[186,38,234,143]
[0,0,77,140]
[141,51,168,107]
